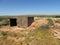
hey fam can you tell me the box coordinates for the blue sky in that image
[0,0,60,15]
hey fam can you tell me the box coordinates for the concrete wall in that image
[21,17,28,28]
[17,17,22,27]
[17,16,28,28]
[10,16,34,28]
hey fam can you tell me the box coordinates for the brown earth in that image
[27,19,48,30]
[0,19,60,39]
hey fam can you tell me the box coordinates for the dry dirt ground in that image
[0,19,60,45]
[0,19,60,39]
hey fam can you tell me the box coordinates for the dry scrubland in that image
[0,16,60,45]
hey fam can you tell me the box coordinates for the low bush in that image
[55,19,60,23]
[0,27,60,45]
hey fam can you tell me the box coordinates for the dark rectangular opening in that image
[10,18,17,26]
[28,17,34,26]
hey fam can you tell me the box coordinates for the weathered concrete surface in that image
[21,17,28,28]
[10,16,34,28]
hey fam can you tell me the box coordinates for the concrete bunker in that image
[10,16,34,28]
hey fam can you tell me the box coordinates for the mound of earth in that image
[27,19,48,30]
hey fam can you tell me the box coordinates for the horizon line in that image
[0,14,60,16]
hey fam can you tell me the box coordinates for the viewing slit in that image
[10,18,17,26]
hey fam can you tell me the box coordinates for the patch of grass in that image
[26,27,60,45]
[1,31,8,39]
[0,26,60,45]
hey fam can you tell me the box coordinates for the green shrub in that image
[47,18,54,25]
[55,19,60,23]
[2,20,9,25]
[1,31,8,36]
[55,16,60,18]
[40,24,49,30]
[1,31,8,39]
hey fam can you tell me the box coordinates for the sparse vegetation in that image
[0,16,60,45]
[0,18,9,28]
[55,19,60,23]
[0,26,60,45]
[47,18,54,25]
